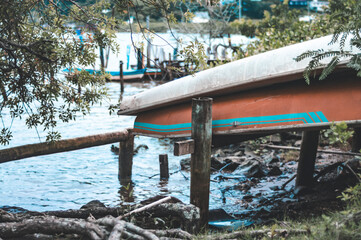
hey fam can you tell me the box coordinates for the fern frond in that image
[303,59,324,84]
[330,32,340,45]
[295,50,323,62]
[351,38,361,49]
[319,56,340,80]
[310,50,342,62]
[303,66,311,85]
[347,54,361,71]
[339,32,348,50]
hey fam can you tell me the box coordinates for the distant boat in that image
[85,68,146,82]
[63,68,147,82]
[117,35,361,145]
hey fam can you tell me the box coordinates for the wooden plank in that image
[261,144,361,157]
[119,129,134,184]
[190,97,212,229]
[0,129,132,164]
[174,139,195,156]
[296,130,320,187]
[159,154,169,179]
[215,120,361,136]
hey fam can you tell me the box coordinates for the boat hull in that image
[133,72,361,138]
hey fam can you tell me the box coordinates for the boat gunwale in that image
[117,62,349,115]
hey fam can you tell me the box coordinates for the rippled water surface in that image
[0,82,191,211]
[0,32,259,212]
[0,80,293,215]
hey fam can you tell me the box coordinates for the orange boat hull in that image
[133,72,361,139]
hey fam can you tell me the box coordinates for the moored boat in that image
[117,35,361,140]
[85,68,146,82]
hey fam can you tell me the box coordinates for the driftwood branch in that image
[120,196,172,219]
[281,174,297,189]
[261,144,361,157]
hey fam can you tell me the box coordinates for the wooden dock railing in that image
[0,128,132,164]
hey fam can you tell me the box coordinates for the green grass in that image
[197,182,361,239]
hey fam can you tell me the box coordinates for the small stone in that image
[233,151,244,156]
[211,157,224,170]
[270,134,282,144]
[243,194,254,201]
[81,200,105,209]
[268,166,282,176]
[214,149,226,157]
[180,158,191,171]
[270,186,280,191]
[294,140,302,147]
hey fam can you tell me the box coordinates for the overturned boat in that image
[117,35,361,143]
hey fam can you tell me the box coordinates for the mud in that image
[193,133,361,230]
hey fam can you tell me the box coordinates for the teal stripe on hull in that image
[134,111,329,133]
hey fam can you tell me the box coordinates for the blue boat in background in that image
[63,68,148,82]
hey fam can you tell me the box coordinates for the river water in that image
[0,32,259,213]
[0,80,294,218]
[0,81,192,211]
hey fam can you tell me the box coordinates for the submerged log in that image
[0,129,132,163]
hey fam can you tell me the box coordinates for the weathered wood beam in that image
[174,139,195,156]
[261,144,361,157]
[119,129,134,184]
[215,120,361,136]
[190,97,212,229]
[159,154,169,179]
[296,130,320,188]
[0,129,132,164]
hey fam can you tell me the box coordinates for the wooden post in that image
[190,97,213,229]
[100,46,105,71]
[296,130,320,187]
[352,127,361,153]
[137,48,142,70]
[119,61,124,93]
[159,154,169,179]
[119,129,134,185]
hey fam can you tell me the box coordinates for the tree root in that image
[0,212,194,240]
[0,216,107,240]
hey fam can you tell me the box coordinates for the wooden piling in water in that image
[119,61,124,93]
[118,129,134,185]
[159,154,169,179]
[296,130,320,187]
[352,127,361,153]
[190,97,213,228]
